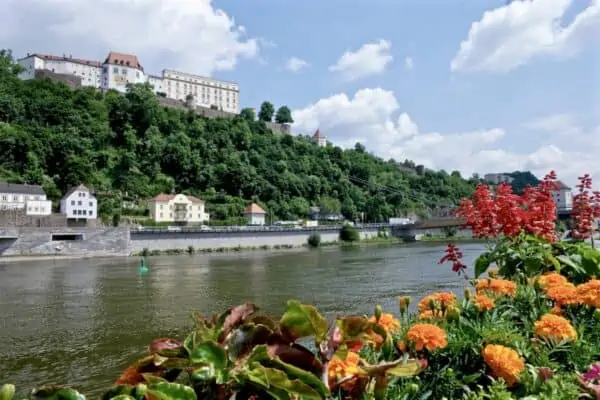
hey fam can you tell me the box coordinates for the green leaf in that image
[581,249,600,277]
[188,341,227,371]
[248,364,323,400]
[337,316,371,339]
[557,255,585,274]
[266,357,330,397]
[108,396,135,400]
[31,387,86,400]
[361,359,422,378]
[474,253,491,278]
[0,384,15,400]
[280,300,328,343]
[146,383,196,400]
[225,323,272,361]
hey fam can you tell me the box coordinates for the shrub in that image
[307,232,321,248]
[339,225,360,242]
[186,245,195,254]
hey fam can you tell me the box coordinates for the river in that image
[0,242,485,396]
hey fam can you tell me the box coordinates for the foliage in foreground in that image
[3,172,600,399]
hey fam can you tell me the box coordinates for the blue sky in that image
[2,0,599,185]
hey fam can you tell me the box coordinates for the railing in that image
[130,223,397,235]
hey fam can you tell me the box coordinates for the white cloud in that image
[293,89,600,186]
[0,0,261,76]
[451,0,600,73]
[329,39,393,80]
[285,57,309,72]
[404,56,414,70]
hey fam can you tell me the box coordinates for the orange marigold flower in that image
[577,279,600,308]
[369,312,401,333]
[328,351,364,390]
[406,323,448,352]
[482,344,525,386]
[418,292,457,312]
[534,314,577,342]
[537,272,568,289]
[551,305,563,315]
[473,294,495,312]
[546,282,579,306]
[417,309,446,320]
[476,278,517,297]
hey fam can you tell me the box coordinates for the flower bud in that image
[464,288,471,300]
[594,308,600,322]
[374,304,382,322]
[446,306,460,322]
[398,296,411,313]
[0,384,15,400]
[406,383,419,395]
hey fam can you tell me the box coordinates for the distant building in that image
[0,183,52,216]
[244,203,267,225]
[484,173,514,185]
[148,194,209,224]
[309,206,343,221]
[312,129,327,147]
[551,180,573,212]
[17,51,239,113]
[60,184,97,220]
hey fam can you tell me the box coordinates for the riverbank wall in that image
[0,226,383,257]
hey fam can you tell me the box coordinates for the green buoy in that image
[139,257,149,273]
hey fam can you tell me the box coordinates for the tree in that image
[240,108,255,122]
[258,101,274,122]
[275,106,293,124]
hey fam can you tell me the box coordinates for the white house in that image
[551,180,573,212]
[312,129,327,147]
[18,54,102,87]
[60,184,97,220]
[244,203,267,225]
[484,173,514,185]
[148,194,209,224]
[0,183,52,216]
[101,52,146,93]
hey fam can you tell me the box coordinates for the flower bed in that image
[2,172,600,399]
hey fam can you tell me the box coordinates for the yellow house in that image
[148,193,210,224]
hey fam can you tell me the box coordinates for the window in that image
[121,68,126,75]
[13,195,18,201]
[136,71,140,78]
[34,207,38,212]
[72,210,76,215]
[160,204,164,209]
[71,200,75,205]
[78,201,82,206]
[81,192,86,197]
[113,67,118,73]
[170,213,173,218]
[89,201,93,207]
[160,212,163,218]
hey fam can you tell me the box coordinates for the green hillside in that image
[0,50,477,223]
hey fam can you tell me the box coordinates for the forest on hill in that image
[0,50,478,223]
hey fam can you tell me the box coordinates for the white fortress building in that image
[17,51,239,113]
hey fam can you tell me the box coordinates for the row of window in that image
[0,195,42,201]
[71,200,94,207]
[71,209,94,216]
[159,213,203,219]
[27,206,46,213]
[165,72,237,90]
[159,204,203,210]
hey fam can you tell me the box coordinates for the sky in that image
[2,0,599,186]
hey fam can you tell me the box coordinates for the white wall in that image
[245,213,266,226]
[552,189,573,211]
[61,190,97,219]
[149,195,209,223]
[103,64,145,92]
[25,200,52,216]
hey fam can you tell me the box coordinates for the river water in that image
[0,242,485,396]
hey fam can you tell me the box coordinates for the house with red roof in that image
[148,193,209,224]
[243,203,267,226]
[312,129,327,147]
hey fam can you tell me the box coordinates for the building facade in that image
[0,183,52,216]
[244,203,267,225]
[551,181,573,212]
[148,194,209,224]
[60,184,97,220]
[483,173,514,185]
[17,51,239,112]
[312,129,327,147]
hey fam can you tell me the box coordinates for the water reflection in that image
[0,242,484,395]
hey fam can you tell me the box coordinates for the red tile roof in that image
[186,195,205,204]
[31,54,101,68]
[244,203,266,214]
[104,51,143,71]
[312,129,323,139]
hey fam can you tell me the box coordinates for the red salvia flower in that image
[439,243,467,276]
[572,174,600,240]
[455,170,559,242]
